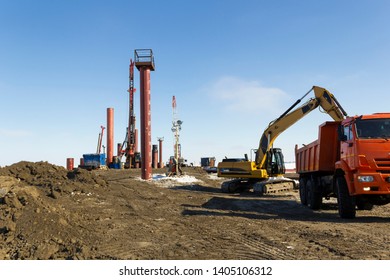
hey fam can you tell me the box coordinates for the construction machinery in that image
[118,58,140,168]
[96,125,105,154]
[217,86,348,194]
[296,113,390,218]
[79,125,107,170]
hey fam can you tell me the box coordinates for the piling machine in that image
[217,86,347,194]
[119,59,140,168]
[80,125,106,170]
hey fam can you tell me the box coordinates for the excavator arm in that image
[255,86,348,169]
[218,85,348,194]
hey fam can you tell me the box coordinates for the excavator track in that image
[221,177,297,195]
[221,179,253,193]
[253,177,297,195]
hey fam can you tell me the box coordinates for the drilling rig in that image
[119,58,140,168]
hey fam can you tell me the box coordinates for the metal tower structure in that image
[171,95,183,174]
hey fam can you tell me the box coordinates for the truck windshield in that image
[355,118,390,139]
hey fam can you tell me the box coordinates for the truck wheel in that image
[306,178,322,210]
[336,176,356,219]
[299,177,307,205]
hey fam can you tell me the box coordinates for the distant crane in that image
[96,125,105,154]
[119,58,138,168]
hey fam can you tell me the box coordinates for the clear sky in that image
[1,0,389,168]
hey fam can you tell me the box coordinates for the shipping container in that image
[82,153,106,168]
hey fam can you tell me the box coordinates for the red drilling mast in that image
[119,58,138,168]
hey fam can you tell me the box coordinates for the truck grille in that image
[374,158,390,174]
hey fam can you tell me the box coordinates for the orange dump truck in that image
[295,113,390,218]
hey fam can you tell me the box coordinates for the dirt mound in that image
[0,161,107,195]
[0,161,108,259]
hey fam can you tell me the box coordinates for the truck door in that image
[340,123,356,169]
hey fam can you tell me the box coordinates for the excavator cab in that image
[265,148,286,176]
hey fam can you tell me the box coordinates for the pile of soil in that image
[0,161,107,259]
[0,161,106,194]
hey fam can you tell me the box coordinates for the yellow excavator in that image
[217,86,348,194]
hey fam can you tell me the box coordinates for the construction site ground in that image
[1,161,390,260]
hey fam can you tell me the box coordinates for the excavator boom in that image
[256,86,347,168]
[217,85,348,194]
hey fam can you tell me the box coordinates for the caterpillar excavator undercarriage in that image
[217,86,347,194]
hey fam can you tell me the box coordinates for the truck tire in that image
[336,176,356,219]
[299,177,307,205]
[306,178,322,210]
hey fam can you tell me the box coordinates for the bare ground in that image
[1,161,390,260]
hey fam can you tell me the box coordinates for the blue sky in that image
[1,0,389,167]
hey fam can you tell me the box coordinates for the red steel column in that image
[140,68,152,179]
[107,108,114,166]
[66,158,74,171]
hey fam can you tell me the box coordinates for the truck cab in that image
[338,114,390,198]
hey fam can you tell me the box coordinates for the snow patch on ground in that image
[137,173,202,188]
[206,173,224,180]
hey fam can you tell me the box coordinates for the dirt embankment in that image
[0,161,107,259]
[1,161,390,260]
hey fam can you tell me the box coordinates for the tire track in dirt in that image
[235,235,296,260]
[97,241,153,259]
[210,231,296,260]
[327,220,390,259]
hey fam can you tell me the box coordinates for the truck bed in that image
[295,121,340,174]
